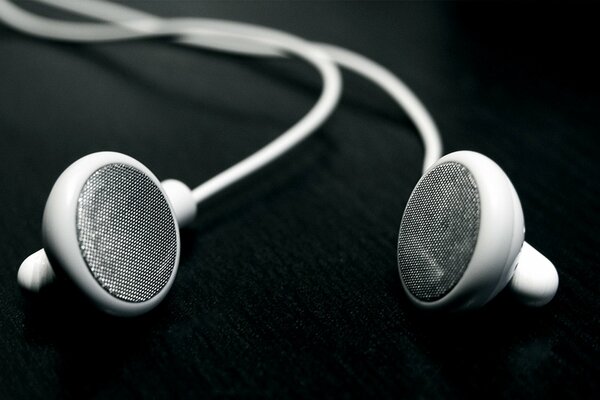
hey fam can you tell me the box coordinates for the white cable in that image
[318,44,442,170]
[0,0,342,204]
[36,0,442,171]
[0,0,150,41]
[0,0,442,203]
[34,0,283,57]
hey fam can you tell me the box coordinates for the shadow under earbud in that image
[21,280,174,398]
[404,289,553,350]
[385,268,554,347]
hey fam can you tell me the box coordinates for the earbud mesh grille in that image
[398,162,480,302]
[76,164,178,303]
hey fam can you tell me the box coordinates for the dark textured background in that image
[0,1,598,398]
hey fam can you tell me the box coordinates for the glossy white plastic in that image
[161,179,197,228]
[17,249,55,292]
[510,242,559,306]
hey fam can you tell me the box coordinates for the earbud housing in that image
[42,152,181,316]
[397,151,530,311]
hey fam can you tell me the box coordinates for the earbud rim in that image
[42,151,181,317]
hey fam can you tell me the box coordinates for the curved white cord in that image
[34,0,442,171]
[318,44,442,170]
[0,0,442,204]
[0,0,342,204]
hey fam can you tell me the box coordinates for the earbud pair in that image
[5,0,558,316]
[19,150,558,316]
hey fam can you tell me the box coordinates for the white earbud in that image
[397,151,558,311]
[18,152,197,316]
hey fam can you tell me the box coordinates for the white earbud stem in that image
[161,179,197,228]
[18,249,55,292]
[509,242,559,307]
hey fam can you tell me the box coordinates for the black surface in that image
[1,1,598,399]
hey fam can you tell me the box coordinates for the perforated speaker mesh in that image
[398,162,480,302]
[76,164,178,303]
